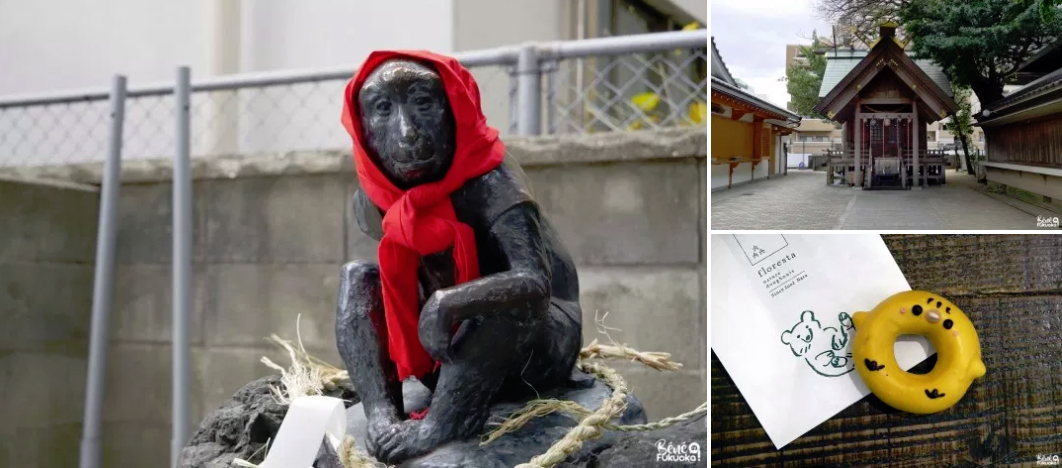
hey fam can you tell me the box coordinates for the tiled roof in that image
[711,36,736,85]
[712,76,801,122]
[817,49,953,98]
[981,66,1062,118]
[1018,38,1062,74]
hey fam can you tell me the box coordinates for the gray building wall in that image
[453,0,576,135]
[0,127,706,465]
[657,0,707,23]
[0,178,99,466]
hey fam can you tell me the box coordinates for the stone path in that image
[711,170,1061,230]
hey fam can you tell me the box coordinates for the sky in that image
[711,0,833,108]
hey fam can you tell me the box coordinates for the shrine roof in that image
[711,36,799,123]
[710,37,736,85]
[1018,38,1062,75]
[818,49,953,99]
[711,76,801,122]
[978,66,1062,126]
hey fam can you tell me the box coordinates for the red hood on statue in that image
[339,50,506,382]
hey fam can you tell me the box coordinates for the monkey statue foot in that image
[374,419,441,465]
[345,375,648,467]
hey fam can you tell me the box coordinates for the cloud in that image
[711,0,832,107]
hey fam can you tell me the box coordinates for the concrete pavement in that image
[711,170,1061,230]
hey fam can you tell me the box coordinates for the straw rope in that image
[231,314,707,468]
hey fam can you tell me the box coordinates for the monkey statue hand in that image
[419,289,457,364]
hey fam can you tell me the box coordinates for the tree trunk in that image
[970,80,1005,111]
[960,134,974,176]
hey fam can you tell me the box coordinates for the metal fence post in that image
[544,59,557,134]
[78,74,127,468]
[172,66,193,468]
[508,65,519,135]
[516,43,541,136]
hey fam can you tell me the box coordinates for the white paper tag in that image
[257,396,348,468]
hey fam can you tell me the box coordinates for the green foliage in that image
[1039,0,1060,21]
[900,0,1062,105]
[785,35,829,118]
[944,86,976,174]
[943,87,973,138]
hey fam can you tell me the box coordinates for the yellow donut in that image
[852,290,986,414]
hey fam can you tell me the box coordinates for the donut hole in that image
[894,334,937,375]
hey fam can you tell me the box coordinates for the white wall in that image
[0,0,213,95]
[0,0,214,165]
[242,0,454,72]
[731,161,753,186]
[0,0,454,164]
[235,0,455,155]
[1,0,702,165]
[0,0,453,94]
[711,163,731,191]
[669,0,708,23]
[453,0,572,133]
[645,0,707,24]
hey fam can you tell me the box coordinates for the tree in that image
[785,38,829,117]
[816,0,1062,106]
[1035,0,1061,21]
[943,87,975,175]
[815,0,912,46]
[901,0,1062,106]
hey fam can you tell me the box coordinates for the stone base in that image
[344,373,647,468]
[182,372,707,468]
[179,375,358,468]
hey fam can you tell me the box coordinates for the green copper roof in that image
[817,49,953,98]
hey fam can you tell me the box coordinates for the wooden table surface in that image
[712,235,1062,467]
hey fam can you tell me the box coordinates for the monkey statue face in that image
[357,60,457,190]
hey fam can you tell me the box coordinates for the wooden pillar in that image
[868,117,875,189]
[751,120,761,181]
[902,115,907,189]
[841,120,847,159]
[768,128,775,177]
[854,101,862,187]
[913,101,920,189]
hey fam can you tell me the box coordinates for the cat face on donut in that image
[889,292,975,339]
[851,290,987,414]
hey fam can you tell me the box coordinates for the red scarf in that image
[340,50,505,381]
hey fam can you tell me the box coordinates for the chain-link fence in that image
[0,97,114,167]
[0,30,706,168]
[545,47,707,134]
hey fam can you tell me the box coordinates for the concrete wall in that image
[0,127,706,464]
[985,166,1062,201]
[0,178,99,466]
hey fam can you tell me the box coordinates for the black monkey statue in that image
[335,50,585,465]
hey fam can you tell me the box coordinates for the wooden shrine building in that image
[710,37,801,192]
[814,22,958,189]
[977,37,1062,205]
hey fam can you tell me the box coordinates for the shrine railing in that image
[0,29,707,168]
